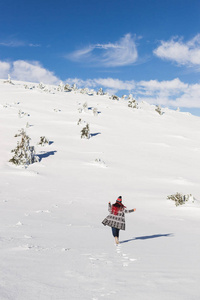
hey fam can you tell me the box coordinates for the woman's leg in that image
[112,227,120,244]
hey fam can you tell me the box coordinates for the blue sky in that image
[1,0,200,114]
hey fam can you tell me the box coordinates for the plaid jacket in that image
[102,203,134,230]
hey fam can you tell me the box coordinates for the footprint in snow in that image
[116,244,137,266]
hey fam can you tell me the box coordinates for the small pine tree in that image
[81,124,90,139]
[9,129,39,166]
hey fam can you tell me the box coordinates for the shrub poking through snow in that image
[94,158,106,167]
[128,99,138,109]
[77,118,82,125]
[81,124,90,139]
[111,95,119,101]
[38,136,49,146]
[18,110,30,118]
[83,102,88,112]
[9,128,39,166]
[93,107,98,116]
[155,105,163,115]
[167,193,194,206]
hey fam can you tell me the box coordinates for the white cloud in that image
[154,34,200,67]
[67,34,138,67]
[65,77,135,92]
[0,60,59,84]
[0,61,10,79]
[11,60,59,84]
[0,39,41,47]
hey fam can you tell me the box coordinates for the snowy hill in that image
[1,79,200,300]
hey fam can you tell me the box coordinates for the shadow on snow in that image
[90,132,101,137]
[37,151,57,162]
[120,233,173,244]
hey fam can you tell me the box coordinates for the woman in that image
[102,196,136,244]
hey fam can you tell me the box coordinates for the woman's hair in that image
[112,202,125,215]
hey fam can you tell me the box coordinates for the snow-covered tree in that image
[64,84,72,92]
[9,129,39,166]
[93,107,98,116]
[38,82,45,90]
[97,88,104,95]
[128,99,137,109]
[4,74,13,84]
[81,124,90,139]
[121,95,126,100]
[80,88,89,94]
[71,83,77,91]
[83,102,88,112]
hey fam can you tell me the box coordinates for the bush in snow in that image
[128,99,138,109]
[155,105,163,115]
[38,136,49,146]
[9,128,39,166]
[167,192,194,206]
[81,124,90,139]
[110,95,119,101]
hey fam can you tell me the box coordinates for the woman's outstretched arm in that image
[125,208,136,213]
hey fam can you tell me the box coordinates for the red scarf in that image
[112,203,126,215]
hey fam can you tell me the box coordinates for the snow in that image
[0,79,200,300]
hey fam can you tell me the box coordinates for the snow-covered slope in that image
[0,80,200,300]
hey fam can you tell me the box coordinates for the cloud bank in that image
[65,77,200,108]
[0,60,59,84]
[154,34,200,68]
[67,34,138,67]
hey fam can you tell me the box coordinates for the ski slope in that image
[0,80,200,300]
